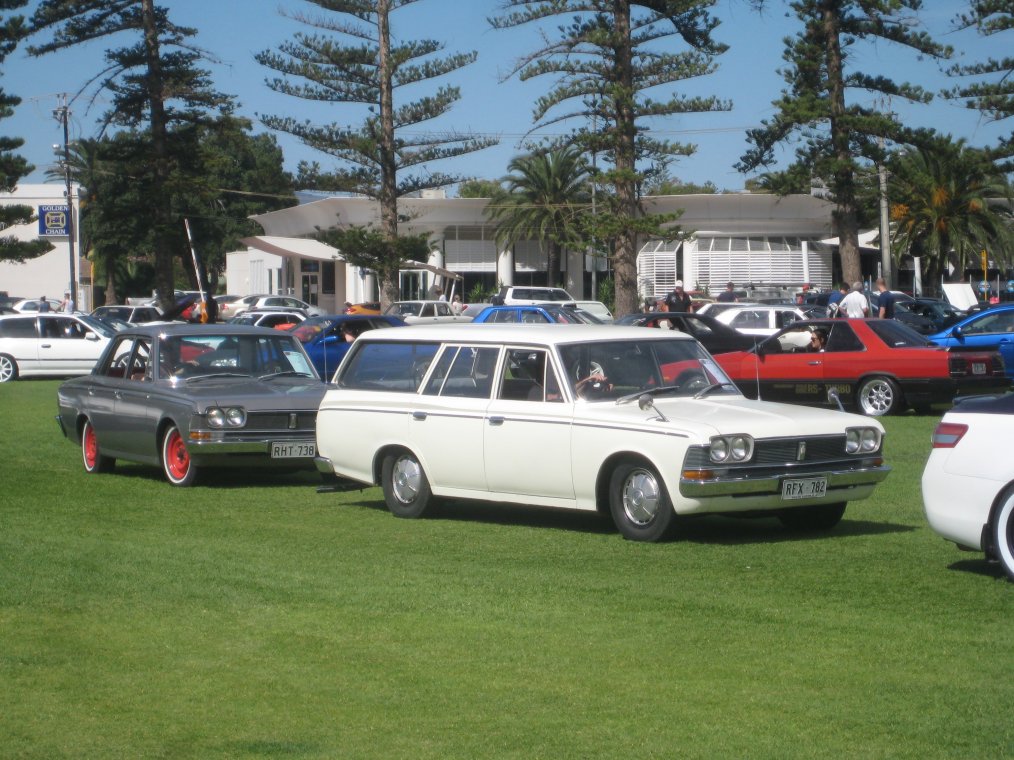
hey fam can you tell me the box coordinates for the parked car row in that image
[42,317,1014,579]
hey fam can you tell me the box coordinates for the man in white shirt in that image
[839,281,869,318]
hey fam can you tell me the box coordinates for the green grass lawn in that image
[1,379,1011,759]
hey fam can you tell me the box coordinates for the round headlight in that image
[207,407,225,428]
[730,436,750,461]
[845,429,860,454]
[710,438,729,463]
[226,407,247,427]
[861,428,879,452]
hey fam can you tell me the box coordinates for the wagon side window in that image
[438,346,498,398]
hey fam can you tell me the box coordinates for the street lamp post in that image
[54,96,76,311]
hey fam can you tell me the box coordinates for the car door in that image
[411,345,497,491]
[739,327,828,405]
[950,309,1014,376]
[113,337,160,459]
[85,335,134,453]
[38,316,106,374]
[815,322,870,404]
[483,347,574,500]
[0,316,42,373]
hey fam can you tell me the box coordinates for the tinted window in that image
[0,317,37,338]
[866,319,933,348]
[825,323,865,352]
[339,341,440,391]
[963,310,1014,335]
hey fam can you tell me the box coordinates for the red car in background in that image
[713,318,1008,416]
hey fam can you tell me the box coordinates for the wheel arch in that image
[372,444,414,486]
[983,480,1014,559]
[595,451,670,516]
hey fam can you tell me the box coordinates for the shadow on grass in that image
[947,557,1009,582]
[99,462,326,490]
[340,495,915,544]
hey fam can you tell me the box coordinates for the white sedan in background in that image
[922,392,1014,581]
[711,304,811,337]
[0,312,115,382]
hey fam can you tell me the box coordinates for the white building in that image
[0,184,86,309]
[231,191,857,313]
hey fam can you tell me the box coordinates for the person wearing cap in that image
[716,281,737,303]
[664,280,693,313]
[839,281,870,319]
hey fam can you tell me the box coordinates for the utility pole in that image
[876,99,892,288]
[53,95,77,310]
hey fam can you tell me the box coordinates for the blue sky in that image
[6,0,1009,193]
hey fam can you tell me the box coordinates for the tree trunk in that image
[611,0,640,317]
[140,0,175,312]
[823,1,861,286]
[547,241,560,288]
[377,0,399,310]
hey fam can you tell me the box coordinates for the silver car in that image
[56,324,326,486]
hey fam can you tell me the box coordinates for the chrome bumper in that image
[679,464,891,497]
[314,456,335,475]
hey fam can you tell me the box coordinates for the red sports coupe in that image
[713,318,1008,416]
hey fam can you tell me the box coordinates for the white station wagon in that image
[315,325,891,541]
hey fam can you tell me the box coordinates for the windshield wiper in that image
[258,370,313,380]
[615,385,681,405]
[184,372,253,382]
[693,382,739,399]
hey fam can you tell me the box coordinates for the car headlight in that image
[846,427,880,454]
[709,434,753,463]
[206,407,246,428]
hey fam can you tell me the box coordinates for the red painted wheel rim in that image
[83,423,98,469]
[165,429,190,481]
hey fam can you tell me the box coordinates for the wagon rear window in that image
[338,341,440,392]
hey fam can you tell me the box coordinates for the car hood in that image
[164,376,327,410]
[584,394,874,443]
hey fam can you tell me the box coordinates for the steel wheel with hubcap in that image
[0,354,18,383]
[381,451,432,518]
[161,424,198,486]
[81,419,115,474]
[856,376,901,416]
[778,502,846,531]
[608,461,676,541]
[991,487,1014,582]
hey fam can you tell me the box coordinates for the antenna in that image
[754,340,761,401]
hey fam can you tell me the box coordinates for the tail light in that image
[931,421,968,448]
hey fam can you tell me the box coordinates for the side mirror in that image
[951,326,963,339]
[827,387,844,412]
[86,332,99,341]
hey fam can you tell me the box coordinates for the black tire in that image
[990,487,1014,582]
[856,376,902,416]
[381,450,432,518]
[778,502,847,531]
[81,419,115,474]
[608,460,677,541]
[161,424,199,487]
[0,353,18,383]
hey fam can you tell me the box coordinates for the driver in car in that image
[575,371,612,398]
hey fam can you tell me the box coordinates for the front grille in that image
[683,434,852,470]
[243,410,317,433]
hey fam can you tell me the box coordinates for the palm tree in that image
[889,138,1013,289]
[487,146,591,288]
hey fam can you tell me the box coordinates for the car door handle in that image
[488,416,505,426]
[807,360,822,365]
[411,411,427,420]
[41,343,52,349]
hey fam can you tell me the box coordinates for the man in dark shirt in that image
[716,281,737,303]
[827,284,848,317]
[664,280,693,312]
[876,278,895,319]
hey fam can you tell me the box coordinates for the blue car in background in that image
[290,314,407,380]
[471,304,603,324]
[927,303,1014,378]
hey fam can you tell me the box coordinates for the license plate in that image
[781,477,827,500]
[271,441,315,458]
[972,362,986,375]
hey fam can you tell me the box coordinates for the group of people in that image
[827,278,894,319]
[37,293,74,313]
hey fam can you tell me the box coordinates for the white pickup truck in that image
[384,300,472,324]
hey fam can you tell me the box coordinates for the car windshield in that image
[385,303,422,317]
[77,314,117,338]
[558,338,738,402]
[290,317,338,344]
[161,333,318,379]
